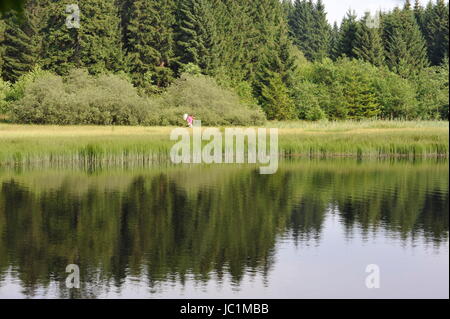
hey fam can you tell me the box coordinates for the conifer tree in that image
[345,75,380,119]
[42,0,123,75]
[413,0,426,32]
[261,71,296,120]
[289,0,314,60]
[382,6,429,77]
[251,0,297,119]
[311,0,331,61]
[423,0,449,65]
[0,17,5,74]
[125,0,175,88]
[289,0,329,61]
[329,22,340,60]
[337,10,359,59]
[176,0,220,75]
[1,0,47,81]
[353,12,385,67]
[281,0,294,19]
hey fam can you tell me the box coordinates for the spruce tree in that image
[1,0,47,82]
[261,71,296,120]
[290,0,329,61]
[289,0,311,59]
[413,0,426,32]
[0,17,5,74]
[176,0,220,75]
[423,0,449,65]
[382,6,429,77]
[329,22,340,60]
[311,0,331,61]
[252,0,297,119]
[345,75,380,119]
[281,0,294,20]
[337,10,359,59]
[353,12,385,67]
[42,0,123,75]
[125,0,175,88]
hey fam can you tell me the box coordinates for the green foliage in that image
[42,0,123,75]
[421,0,449,65]
[337,10,359,59]
[353,12,385,67]
[382,6,429,78]
[11,69,149,125]
[125,0,175,88]
[0,0,26,15]
[176,0,221,75]
[289,0,331,61]
[370,68,417,119]
[292,81,326,121]
[179,62,202,76]
[294,58,421,120]
[0,76,10,113]
[413,61,449,120]
[0,17,5,72]
[260,72,296,120]
[10,69,265,126]
[1,0,48,82]
[5,65,52,102]
[0,0,449,122]
[150,74,266,126]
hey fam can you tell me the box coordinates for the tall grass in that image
[0,121,448,166]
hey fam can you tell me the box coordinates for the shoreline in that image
[1,122,448,165]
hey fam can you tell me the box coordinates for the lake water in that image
[0,159,448,299]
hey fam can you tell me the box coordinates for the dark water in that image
[0,159,448,299]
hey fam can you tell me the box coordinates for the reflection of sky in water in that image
[1,208,447,299]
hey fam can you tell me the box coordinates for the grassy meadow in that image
[0,121,448,166]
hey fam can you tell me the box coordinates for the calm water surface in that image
[0,159,448,298]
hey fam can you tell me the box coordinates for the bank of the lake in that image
[0,121,448,165]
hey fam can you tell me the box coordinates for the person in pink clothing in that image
[183,114,195,128]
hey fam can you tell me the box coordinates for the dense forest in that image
[0,0,449,124]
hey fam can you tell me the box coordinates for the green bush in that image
[146,74,266,126]
[11,69,150,125]
[413,62,449,120]
[293,58,421,120]
[0,78,11,114]
[6,66,53,102]
[293,81,326,121]
[11,69,266,126]
[371,68,417,119]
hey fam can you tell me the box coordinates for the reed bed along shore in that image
[0,121,448,166]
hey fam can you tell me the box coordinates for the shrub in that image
[371,68,417,119]
[293,81,326,121]
[145,74,266,126]
[0,78,11,114]
[413,62,449,120]
[6,66,53,102]
[11,69,150,125]
[11,69,266,126]
[293,58,420,120]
